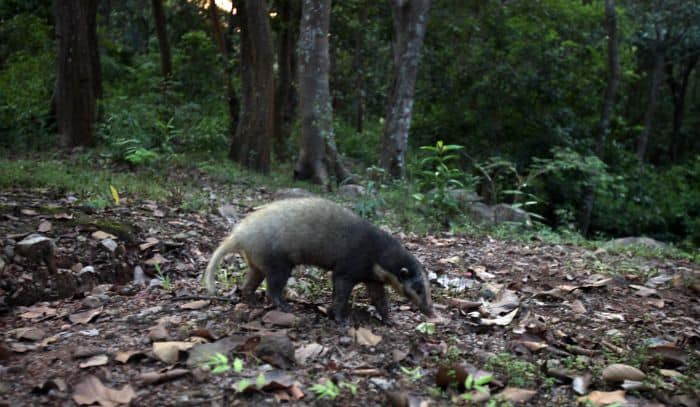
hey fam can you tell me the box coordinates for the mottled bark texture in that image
[53,0,98,147]
[380,0,431,178]
[296,0,354,186]
[229,0,274,173]
[273,0,300,159]
[580,0,620,236]
[151,0,172,78]
[208,0,227,55]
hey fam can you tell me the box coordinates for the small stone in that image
[133,266,146,285]
[16,234,54,259]
[339,336,352,346]
[78,266,96,276]
[100,239,118,253]
[3,245,14,258]
[82,296,102,309]
[338,184,366,197]
[370,377,392,391]
[149,278,164,289]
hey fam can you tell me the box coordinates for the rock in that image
[338,184,366,197]
[273,188,315,200]
[608,237,668,249]
[493,203,529,223]
[77,266,96,276]
[3,244,14,259]
[369,377,393,390]
[216,205,239,224]
[466,202,494,223]
[255,335,295,369]
[133,266,146,285]
[100,239,118,253]
[82,296,102,309]
[16,234,54,260]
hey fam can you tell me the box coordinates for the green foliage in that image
[310,380,341,400]
[400,366,423,381]
[412,141,475,223]
[461,373,493,400]
[154,263,172,291]
[415,322,436,335]
[486,353,539,388]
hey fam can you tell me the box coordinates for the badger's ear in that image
[399,267,410,279]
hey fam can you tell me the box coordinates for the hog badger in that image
[203,197,433,321]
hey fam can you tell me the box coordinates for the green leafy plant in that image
[462,373,493,400]
[416,322,436,335]
[311,380,341,400]
[154,263,172,291]
[205,353,232,374]
[401,366,423,381]
[486,353,538,388]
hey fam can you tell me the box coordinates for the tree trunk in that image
[380,0,431,178]
[666,54,698,162]
[636,42,665,162]
[295,0,334,185]
[580,0,620,236]
[151,0,172,78]
[273,0,300,160]
[53,0,98,147]
[86,0,102,100]
[207,0,227,55]
[352,6,368,134]
[229,0,274,173]
[225,4,240,140]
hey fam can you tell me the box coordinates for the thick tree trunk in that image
[53,0,98,147]
[229,0,274,173]
[380,0,431,178]
[666,54,698,162]
[636,43,665,162]
[352,6,368,134]
[273,0,300,160]
[207,0,227,55]
[295,0,334,185]
[151,0,172,79]
[580,0,620,236]
[225,3,240,141]
[86,0,102,100]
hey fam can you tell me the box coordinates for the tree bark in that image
[380,0,431,178]
[635,39,665,162]
[207,0,227,55]
[151,0,172,79]
[273,0,300,160]
[229,0,274,173]
[580,0,620,236]
[295,0,334,185]
[352,5,368,134]
[225,4,240,139]
[53,0,98,147]
[86,0,102,100]
[666,54,698,162]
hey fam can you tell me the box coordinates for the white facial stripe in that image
[372,264,404,295]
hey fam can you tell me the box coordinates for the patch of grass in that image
[0,155,170,202]
[485,353,539,388]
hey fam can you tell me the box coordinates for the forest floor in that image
[0,166,699,407]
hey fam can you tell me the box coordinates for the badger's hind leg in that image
[241,254,266,305]
[261,257,294,312]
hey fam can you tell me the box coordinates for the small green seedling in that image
[462,374,493,400]
[204,353,243,375]
[154,263,172,291]
[401,365,423,381]
[416,322,436,335]
[339,382,357,396]
[311,380,341,400]
[256,372,266,388]
[234,379,250,392]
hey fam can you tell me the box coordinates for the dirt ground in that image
[1,188,698,406]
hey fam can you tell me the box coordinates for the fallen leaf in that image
[148,324,169,342]
[91,231,116,240]
[69,307,103,324]
[180,300,210,310]
[21,208,38,216]
[11,327,46,341]
[54,212,73,220]
[294,343,326,366]
[79,354,109,368]
[115,350,147,364]
[348,327,382,346]
[481,308,518,326]
[19,304,57,320]
[33,378,68,394]
[517,340,548,352]
[37,220,52,232]
[482,288,519,316]
[438,255,461,265]
[139,238,160,251]
[186,335,247,367]
[630,284,658,297]
[496,387,537,403]
[140,368,189,385]
[72,375,136,407]
[577,390,625,406]
[647,343,688,366]
[9,342,35,353]
[262,310,299,327]
[601,364,646,383]
[152,341,195,364]
[572,374,592,395]
[447,298,481,311]
[190,328,217,341]
[145,253,167,266]
[570,300,586,314]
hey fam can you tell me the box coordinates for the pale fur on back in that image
[203,198,367,293]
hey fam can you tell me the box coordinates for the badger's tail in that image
[203,233,240,294]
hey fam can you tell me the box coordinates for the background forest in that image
[1,0,699,251]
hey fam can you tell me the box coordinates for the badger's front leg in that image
[331,275,355,323]
[366,281,390,322]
